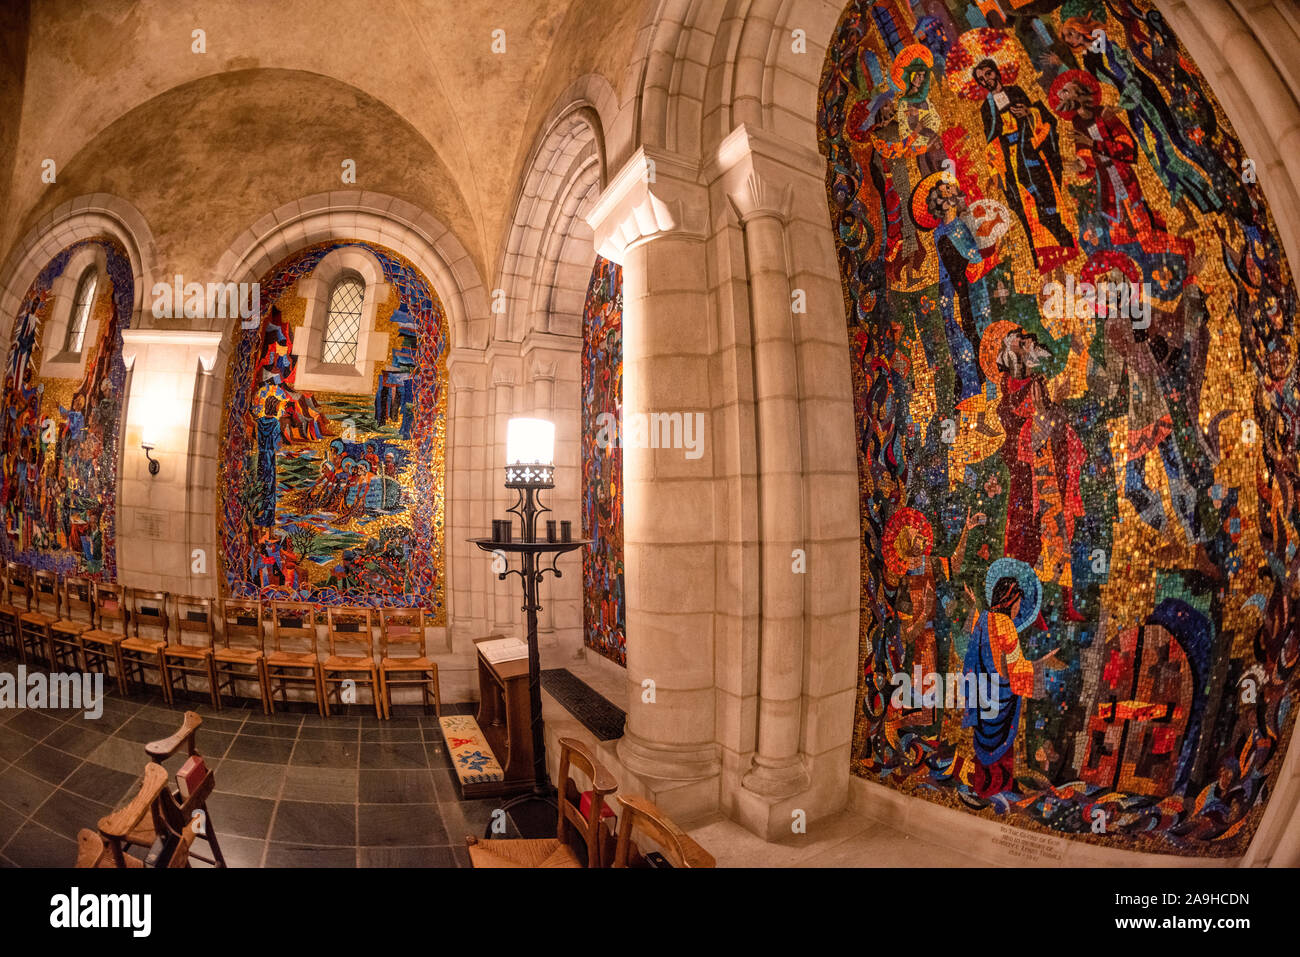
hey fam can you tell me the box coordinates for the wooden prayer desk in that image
[467,635,534,798]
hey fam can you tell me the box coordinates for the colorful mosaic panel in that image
[217,241,448,620]
[819,0,1299,855]
[0,238,131,579]
[581,256,626,666]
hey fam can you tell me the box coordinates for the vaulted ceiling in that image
[0,0,647,286]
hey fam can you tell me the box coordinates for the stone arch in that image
[0,206,146,588]
[481,85,625,670]
[188,195,472,632]
[213,190,490,352]
[0,193,156,350]
[495,85,613,345]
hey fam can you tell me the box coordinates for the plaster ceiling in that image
[3,0,648,286]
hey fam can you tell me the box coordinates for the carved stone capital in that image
[120,329,224,373]
[707,124,822,225]
[586,147,708,263]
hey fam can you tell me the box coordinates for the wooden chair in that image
[50,576,95,671]
[378,606,440,719]
[138,710,226,867]
[215,598,270,714]
[74,713,222,870]
[322,606,381,719]
[0,563,32,661]
[17,568,59,666]
[266,601,325,716]
[162,595,220,709]
[119,589,172,703]
[75,763,170,868]
[466,737,617,868]
[81,582,129,694]
[164,816,204,868]
[78,814,202,869]
[611,794,715,868]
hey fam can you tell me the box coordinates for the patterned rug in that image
[540,669,625,741]
[438,714,504,785]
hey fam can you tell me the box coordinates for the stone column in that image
[447,352,490,649]
[706,124,860,838]
[530,358,559,642]
[588,148,722,797]
[713,137,811,801]
[487,363,519,636]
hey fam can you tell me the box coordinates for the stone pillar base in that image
[732,783,812,843]
[742,754,810,799]
[616,727,721,782]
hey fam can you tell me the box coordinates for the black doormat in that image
[540,668,625,741]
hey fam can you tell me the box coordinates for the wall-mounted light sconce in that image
[141,441,160,476]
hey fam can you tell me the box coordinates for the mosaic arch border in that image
[818,0,1300,858]
[0,235,135,580]
[215,239,449,619]
[0,195,155,353]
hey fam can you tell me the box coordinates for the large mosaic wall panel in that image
[0,238,131,580]
[217,241,447,620]
[819,0,1299,855]
[581,256,626,666]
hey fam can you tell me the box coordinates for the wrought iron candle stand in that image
[470,463,589,838]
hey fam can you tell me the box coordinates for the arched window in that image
[64,266,97,354]
[321,276,364,364]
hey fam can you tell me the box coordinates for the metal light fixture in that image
[141,438,160,476]
[504,417,555,488]
[470,416,588,837]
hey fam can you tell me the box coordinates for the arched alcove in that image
[0,236,135,581]
[215,239,449,619]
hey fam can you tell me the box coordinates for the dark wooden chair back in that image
[5,562,32,611]
[379,606,425,658]
[270,601,317,655]
[32,570,60,617]
[172,595,215,649]
[129,588,170,641]
[94,581,128,635]
[63,576,95,624]
[326,606,374,658]
[219,598,264,652]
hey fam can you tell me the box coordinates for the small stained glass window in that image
[322,276,364,364]
[65,266,97,354]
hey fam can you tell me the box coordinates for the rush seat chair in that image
[265,601,326,716]
[215,598,271,714]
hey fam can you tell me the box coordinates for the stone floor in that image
[682,810,994,868]
[0,654,497,867]
[0,649,980,868]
